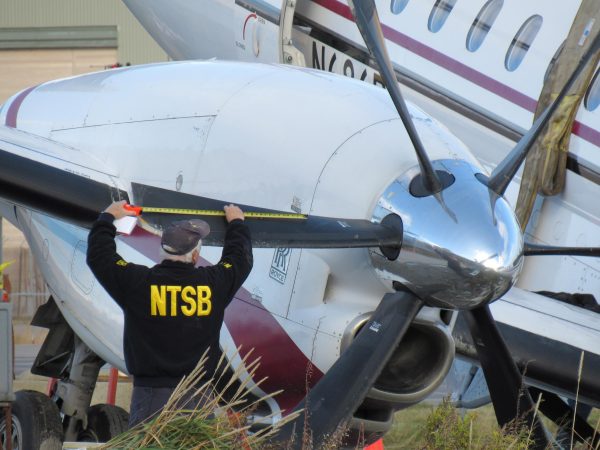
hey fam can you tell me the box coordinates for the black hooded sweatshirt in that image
[87,212,253,387]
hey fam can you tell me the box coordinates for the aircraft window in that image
[428,0,457,33]
[544,40,565,83]
[504,15,543,71]
[466,0,503,52]
[390,0,409,14]
[584,68,600,112]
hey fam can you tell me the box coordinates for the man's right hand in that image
[104,200,137,220]
[224,204,245,222]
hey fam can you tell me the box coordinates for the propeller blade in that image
[524,243,600,257]
[0,137,403,254]
[0,144,403,253]
[528,387,599,447]
[464,306,550,449]
[0,141,404,253]
[348,0,445,195]
[0,147,128,228]
[271,290,424,448]
[133,183,404,253]
[487,31,600,196]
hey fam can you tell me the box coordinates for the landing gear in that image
[77,404,129,442]
[29,297,129,443]
[56,335,105,440]
[0,390,63,450]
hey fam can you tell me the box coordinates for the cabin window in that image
[505,15,543,71]
[585,68,600,112]
[428,0,457,33]
[466,0,503,52]
[390,0,409,15]
[544,40,565,83]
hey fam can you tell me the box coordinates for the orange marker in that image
[124,204,143,216]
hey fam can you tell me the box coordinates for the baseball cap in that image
[160,219,210,255]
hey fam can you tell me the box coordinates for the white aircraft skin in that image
[122,0,600,400]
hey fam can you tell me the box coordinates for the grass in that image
[99,387,599,449]
[384,400,600,450]
[96,349,600,449]
[100,349,291,449]
[100,376,599,450]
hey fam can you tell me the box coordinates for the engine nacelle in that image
[342,305,455,412]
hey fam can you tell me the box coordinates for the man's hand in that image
[224,204,245,222]
[104,200,137,220]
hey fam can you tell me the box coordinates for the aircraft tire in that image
[77,403,129,442]
[0,389,63,450]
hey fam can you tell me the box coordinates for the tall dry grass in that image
[384,399,599,450]
[100,349,295,449]
[98,348,599,449]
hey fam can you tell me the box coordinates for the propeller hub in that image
[370,159,524,310]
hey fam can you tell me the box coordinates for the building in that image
[0,0,168,103]
[0,0,166,329]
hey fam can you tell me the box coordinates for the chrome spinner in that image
[371,159,524,310]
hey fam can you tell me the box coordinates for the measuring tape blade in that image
[141,206,307,220]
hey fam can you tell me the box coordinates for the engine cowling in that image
[341,304,455,434]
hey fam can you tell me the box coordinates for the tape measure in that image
[125,204,307,220]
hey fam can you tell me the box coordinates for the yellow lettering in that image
[167,286,181,316]
[150,285,166,316]
[181,286,197,316]
[151,285,213,317]
[197,286,212,316]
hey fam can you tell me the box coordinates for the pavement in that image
[14,343,39,376]
[13,343,132,411]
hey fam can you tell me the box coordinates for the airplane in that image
[123,0,600,437]
[0,1,598,449]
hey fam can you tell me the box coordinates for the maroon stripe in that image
[311,0,600,149]
[243,13,257,40]
[123,227,323,411]
[121,226,162,261]
[313,0,537,112]
[5,85,37,128]
[572,121,600,146]
[380,25,537,112]
[224,291,323,412]
[312,0,536,111]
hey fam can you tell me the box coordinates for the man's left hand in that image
[224,204,245,222]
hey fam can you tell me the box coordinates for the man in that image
[86,200,253,427]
